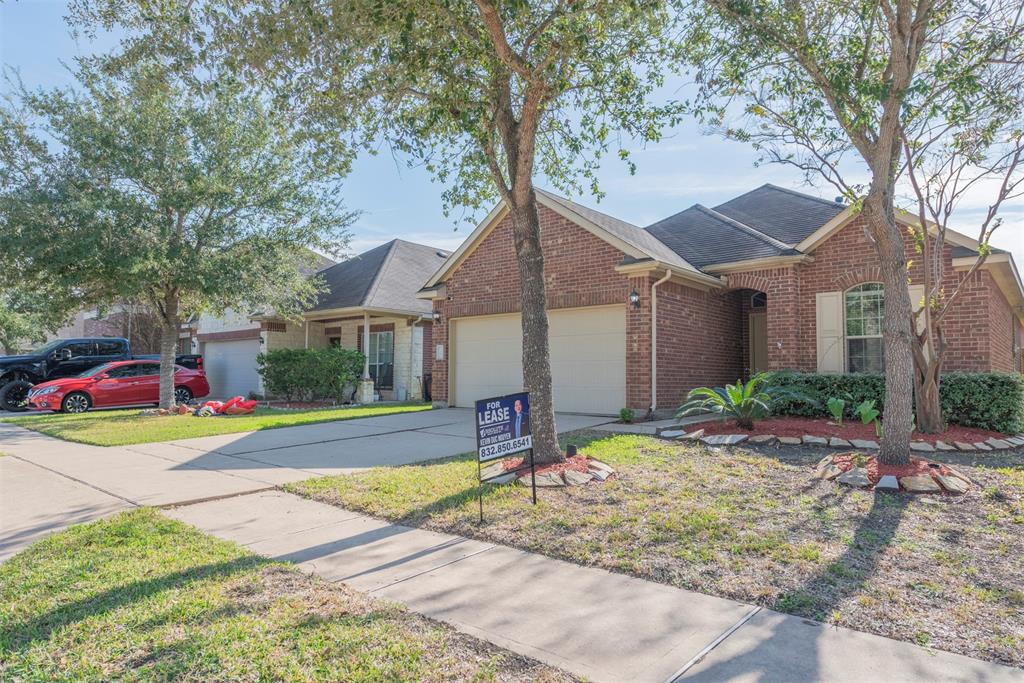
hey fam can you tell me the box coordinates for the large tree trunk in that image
[915,370,944,433]
[158,291,180,410]
[508,193,562,464]
[862,194,914,466]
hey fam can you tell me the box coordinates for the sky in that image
[2,0,1021,262]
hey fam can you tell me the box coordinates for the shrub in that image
[677,372,812,430]
[256,347,364,402]
[764,371,1024,434]
[619,407,635,423]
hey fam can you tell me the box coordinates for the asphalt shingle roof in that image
[311,239,449,314]
[712,184,846,246]
[536,189,703,274]
[646,205,800,268]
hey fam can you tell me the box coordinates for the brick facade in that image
[431,205,1022,414]
[728,215,1018,374]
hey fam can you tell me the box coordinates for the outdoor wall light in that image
[432,310,442,323]
[628,287,641,309]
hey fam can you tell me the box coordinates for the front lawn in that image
[289,432,1024,668]
[0,402,432,446]
[0,509,572,682]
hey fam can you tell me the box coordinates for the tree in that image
[900,39,1024,431]
[149,0,681,463]
[679,0,1022,464]
[0,288,75,354]
[0,62,352,408]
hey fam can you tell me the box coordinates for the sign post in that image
[475,391,536,523]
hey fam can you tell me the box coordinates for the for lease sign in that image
[475,392,532,462]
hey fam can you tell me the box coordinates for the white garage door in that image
[202,338,261,399]
[452,306,626,415]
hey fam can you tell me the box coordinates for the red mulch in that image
[502,454,591,477]
[830,453,953,486]
[699,416,1006,444]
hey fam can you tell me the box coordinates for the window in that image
[845,283,885,372]
[329,337,342,348]
[137,363,161,377]
[367,330,394,389]
[105,364,138,379]
[65,342,95,358]
[96,339,125,356]
[750,292,767,309]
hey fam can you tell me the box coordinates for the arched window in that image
[845,283,884,372]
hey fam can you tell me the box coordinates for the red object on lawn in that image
[26,359,210,414]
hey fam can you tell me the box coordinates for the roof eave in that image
[703,253,814,274]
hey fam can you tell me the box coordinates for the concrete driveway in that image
[0,408,610,560]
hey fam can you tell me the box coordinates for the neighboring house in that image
[194,239,449,400]
[420,185,1024,416]
[48,305,193,355]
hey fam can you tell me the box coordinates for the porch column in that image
[362,311,371,379]
[357,311,376,403]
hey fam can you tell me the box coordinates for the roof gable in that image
[713,184,846,246]
[646,204,799,268]
[313,239,449,314]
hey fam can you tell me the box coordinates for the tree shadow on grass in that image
[1,555,268,654]
[773,490,910,620]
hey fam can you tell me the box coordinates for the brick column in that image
[626,275,653,411]
[766,268,800,370]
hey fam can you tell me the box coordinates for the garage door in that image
[452,306,626,415]
[202,338,261,399]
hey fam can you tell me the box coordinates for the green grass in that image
[0,402,432,446]
[288,431,1024,668]
[0,509,569,682]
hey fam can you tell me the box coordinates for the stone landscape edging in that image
[654,426,1024,453]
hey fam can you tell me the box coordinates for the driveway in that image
[0,408,610,560]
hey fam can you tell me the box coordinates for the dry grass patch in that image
[290,432,1024,668]
[0,508,574,682]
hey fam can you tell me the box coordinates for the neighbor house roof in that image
[312,239,450,315]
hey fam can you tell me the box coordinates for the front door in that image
[749,311,768,374]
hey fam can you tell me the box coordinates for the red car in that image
[27,360,210,413]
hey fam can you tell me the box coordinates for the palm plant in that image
[676,373,805,430]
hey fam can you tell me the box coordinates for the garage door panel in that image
[453,307,625,415]
[203,338,261,399]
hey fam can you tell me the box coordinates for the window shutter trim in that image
[816,291,844,373]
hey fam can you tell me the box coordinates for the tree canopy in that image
[0,61,354,405]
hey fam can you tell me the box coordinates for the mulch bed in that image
[830,453,956,487]
[700,416,1007,444]
[502,454,591,477]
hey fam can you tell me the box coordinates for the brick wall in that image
[728,216,1009,373]
[430,204,745,410]
[431,204,634,404]
[431,204,1021,410]
[655,282,743,409]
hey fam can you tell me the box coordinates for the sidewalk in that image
[166,490,1021,683]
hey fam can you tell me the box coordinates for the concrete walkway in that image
[166,489,1021,683]
[0,409,608,557]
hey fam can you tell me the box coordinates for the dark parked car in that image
[0,337,202,411]
[26,360,210,413]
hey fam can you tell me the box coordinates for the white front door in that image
[451,305,626,415]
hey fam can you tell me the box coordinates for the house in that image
[420,185,1024,416]
[194,239,449,400]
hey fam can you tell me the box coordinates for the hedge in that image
[762,371,1024,434]
[256,347,364,402]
